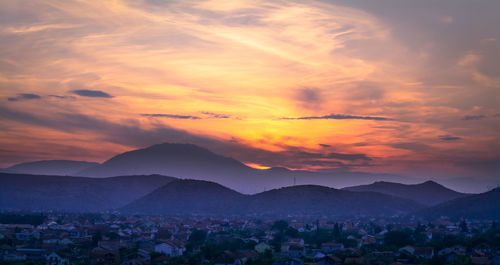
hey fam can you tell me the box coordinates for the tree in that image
[384,230,413,247]
[272,220,289,233]
[460,220,468,233]
[333,223,341,240]
[189,229,207,243]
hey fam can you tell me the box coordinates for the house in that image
[154,242,184,257]
[321,242,344,253]
[414,247,434,259]
[316,255,342,265]
[2,252,26,262]
[214,251,245,265]
[16,248,47,261]
[254,242,271,254]
[471,257,492,265]
[91,247,120,264]
[288,245,305,258]
[344,257,366,264]
[46,252,69,265]
[120,258,148,265]
[282,238,305,253]
[273,257,304,265]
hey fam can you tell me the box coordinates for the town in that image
[0,213,498,265]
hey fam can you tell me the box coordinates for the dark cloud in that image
[142,112,234,120]
[291,150,370,161]
[7,93,41,101]
[201,111,231,119]
[48,95,76,100]
[439,135,462,141]
[325,152,371,161]
[463,115,485,120]
[281,114,393,121]
[141,114,201,119]
[298,87,321,102]
[71,89,113,98]
[319,144,331,148]
[391,142,432,152]
[295,87,322,109]
[462,114,500,121]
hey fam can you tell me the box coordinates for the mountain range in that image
[1,172,498,219]
[343,180,468,206]
[123,179,423,217]
[2,143,423,194]
[1,142,498,219]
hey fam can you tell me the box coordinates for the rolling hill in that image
[122,179,424,217]
[419,187,500,220]
[2,160,99,176]
[0,173,175,212]
[343,180,468,206]
[123,179,247,215]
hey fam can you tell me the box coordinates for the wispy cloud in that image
[7,93,41,102]
[439,135,462,141]
[141,112,234,120]
[71,90,113,98]
[141,114,201,120]
[281,114,393,121]
[201,111,231,119]
[462,115,485,120]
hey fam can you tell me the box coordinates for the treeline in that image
[0,213,46,226]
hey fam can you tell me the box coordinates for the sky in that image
[1,0,499,189]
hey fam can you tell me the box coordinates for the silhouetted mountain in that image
[77,143,260,190]
[249,185,423,216]
[122,179,424,217]
[420,188,500,220]
[2,160,99,176]
[77,143,418,194]
[343,180,468,206]
[0,173,175,212]
[123,179,247,215]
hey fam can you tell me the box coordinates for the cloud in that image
[462,114,500,121]
[201,112,231,119]
[7,93,41,101]
[48,95,76,100]
[319,144,331,148]
[281,114,393,121]
[295,87,322,109]
[142,112,234,120]
[462,115,485,120]
[71,90,113,98]
[439,135,462,141]
[141,114,201,120]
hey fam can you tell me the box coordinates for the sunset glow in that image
[1,0,499,188]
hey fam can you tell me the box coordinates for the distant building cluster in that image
[0,213,498,265]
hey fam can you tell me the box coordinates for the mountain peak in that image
[343,180,467,206]
[420,180,440,186]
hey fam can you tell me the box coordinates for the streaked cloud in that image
[71,90,113,98]
[141,114,201,120]
[281,114,393,121]
[439,135,462,141]
[7,93,41,102]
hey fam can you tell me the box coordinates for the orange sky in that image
[1,0,499,184]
